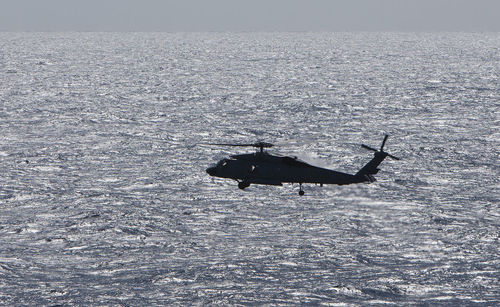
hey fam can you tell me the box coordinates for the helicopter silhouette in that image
[205,135,399,195]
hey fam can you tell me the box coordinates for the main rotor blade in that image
[387,153,401,160]
[380,135,389,151]
[202,143,256,147]
[361,144,378,152]
[200,142,274,148]
[253,141,274,148]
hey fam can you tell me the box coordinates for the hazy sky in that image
[1,0,499,32]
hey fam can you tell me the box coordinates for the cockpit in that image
[206,158,230,176]
[217,159,229,167]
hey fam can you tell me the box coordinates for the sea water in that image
[0,32,498,305]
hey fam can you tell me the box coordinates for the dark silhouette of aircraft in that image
[205,135,399,195]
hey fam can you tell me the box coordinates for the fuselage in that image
[206,152,365,185]
[204,135,397,195]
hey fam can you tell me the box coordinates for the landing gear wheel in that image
[298,183,304,196]
[238,181,250,190]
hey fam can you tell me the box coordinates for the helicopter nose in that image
[206,167,216,176]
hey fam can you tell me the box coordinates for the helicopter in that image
[205,135,399,195]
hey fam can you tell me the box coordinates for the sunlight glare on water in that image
[0,32,498,305]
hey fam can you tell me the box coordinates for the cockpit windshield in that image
[216,159,229,167]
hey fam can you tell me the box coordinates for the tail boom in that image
[355,151,388,178]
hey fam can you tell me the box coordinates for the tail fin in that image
[355,135,399,181]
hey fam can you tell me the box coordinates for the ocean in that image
[0,32,498,305]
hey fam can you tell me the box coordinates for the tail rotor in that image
[361,135,400,160]
[356,134,400,179]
